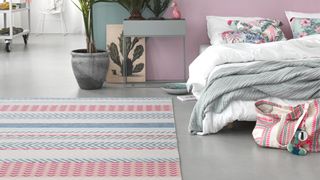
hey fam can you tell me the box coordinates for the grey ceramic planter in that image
[71,49,109,90]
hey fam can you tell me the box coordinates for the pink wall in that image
[146,0,320,81]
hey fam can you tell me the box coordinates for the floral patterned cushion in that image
[221,31,266,44]
[221,19,286,44]
[290,17,320,38]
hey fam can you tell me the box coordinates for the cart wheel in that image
[23,34,29,45]
[5,42,11,52]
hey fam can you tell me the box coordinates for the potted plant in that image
[146,0,171,20]
[71,0,109,90]
[96,0,148,20]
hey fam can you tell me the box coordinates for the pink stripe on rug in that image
[0,162,181,177]
[0,104,173,112]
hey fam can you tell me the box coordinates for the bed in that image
[199,44,210,54]
[187,15,320,135]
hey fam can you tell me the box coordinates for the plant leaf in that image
[146,0,171,17]
[125,36,131,57]
[130,37,139,51]
[108,43,122,68]
[71,0,82,11]
[133,63,145,73]
[132,45,144,63]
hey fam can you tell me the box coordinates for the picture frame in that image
[106,24,146,83]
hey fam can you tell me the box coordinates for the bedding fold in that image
[189,60,320,134]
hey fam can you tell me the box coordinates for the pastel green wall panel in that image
[93,3,129,50]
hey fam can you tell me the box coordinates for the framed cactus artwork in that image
[106,24,146,83]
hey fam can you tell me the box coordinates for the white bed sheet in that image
[188,35,320,134]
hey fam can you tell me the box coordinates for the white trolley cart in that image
[0,0,30,52]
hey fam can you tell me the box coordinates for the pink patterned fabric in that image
[290,17,320,38]
[221,19,286,44]
[253,99,320,152]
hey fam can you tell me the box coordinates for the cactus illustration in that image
[108,32,145,76]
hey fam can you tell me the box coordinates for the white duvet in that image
[187,34,320,134]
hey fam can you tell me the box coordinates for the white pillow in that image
[206,16,263,45]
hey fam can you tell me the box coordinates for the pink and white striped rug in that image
[0,98,181,180]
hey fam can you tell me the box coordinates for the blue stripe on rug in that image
[0,142,177,149]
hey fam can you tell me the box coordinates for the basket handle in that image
[275,103,309,148]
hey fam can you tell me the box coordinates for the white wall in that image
[27,0,84,33]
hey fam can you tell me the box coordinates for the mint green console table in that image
[122,19,187,83]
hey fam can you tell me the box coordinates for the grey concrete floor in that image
[0,34,319,180]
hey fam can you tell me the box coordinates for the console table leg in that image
[183,37,187,81]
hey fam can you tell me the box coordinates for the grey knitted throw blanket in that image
[189,60,320,134]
